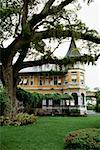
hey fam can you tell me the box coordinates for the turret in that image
[65,38,85,88]
[65,38,87,115]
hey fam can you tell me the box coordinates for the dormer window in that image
[80,75,84,84]
[71,74,77,83]
[58,76,61,85]
[64,80,68,84]
[23,78,28,85]
[30,80,34,85]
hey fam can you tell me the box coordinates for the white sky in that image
[54,0,100,90]
[3,0,100,90]
[78,0,100,90]
[75,0,100,90]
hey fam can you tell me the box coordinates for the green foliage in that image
[97,105,100,112]
[0,116,10,126]
[32,92,44,103]
[0,8,19,19]
[22,23,31,38]
[70,108,80,113]
[17,87,72,104]
[0,113,37,126]
[95,91,100,102]
[16,88,44,113]
[16,88,73,114]
[44,93,73,101]
[15,113,37,125]
[65,128,100,150]
[0,87,10,116]
[87,103,96,110]
[0,0,100,119]
[69,108,81,116]
[16,88,35,113]
[0,87,7,104]
[95,91,100,112]
[96,104,100,113]
[16,88,44,103]
[44,93,60,101]
[0,116,100,150]
[60,94,73,100]
[0,0,21,41]
[16,87,34,103]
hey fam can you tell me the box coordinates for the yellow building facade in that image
[18,39,87,115]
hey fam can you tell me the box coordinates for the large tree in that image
[0,0,100,117]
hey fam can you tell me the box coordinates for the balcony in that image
[66,82,85,89]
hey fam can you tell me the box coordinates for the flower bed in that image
[0,113,37,126]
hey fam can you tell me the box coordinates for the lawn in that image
[0,115,100,150]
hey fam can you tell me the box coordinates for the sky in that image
[78,0,100,90]
[54,0,100,90]
[3,0,100,90]
[75,0,100,90]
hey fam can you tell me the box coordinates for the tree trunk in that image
[2,63,17,118]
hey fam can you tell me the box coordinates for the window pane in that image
[54,76,57,85]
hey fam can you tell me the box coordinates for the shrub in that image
[96,104,100,112]
[87,103,96,110]
[65,128,100,150]
[0,116,11,126]
[16,113,37,125]
[97,104,100,112]
[70,108,80,113]
[16,88,36,113]
[95,91,100,112]
[0,87,10,116]
[69,108,80,116]
[16,88,34,103]
[0,113,37,126]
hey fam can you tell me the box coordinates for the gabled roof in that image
[65,38,81,57]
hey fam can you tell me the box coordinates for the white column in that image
[78,94,82,106]
[60,100,65,106]
[84,96,87,107]
[42,100,46,106]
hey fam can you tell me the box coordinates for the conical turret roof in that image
[65,38,81,57]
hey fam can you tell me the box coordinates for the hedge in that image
[65,128,100,150]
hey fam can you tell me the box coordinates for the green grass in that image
[0,116,100,150]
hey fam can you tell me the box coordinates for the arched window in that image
[81,93,85,105]
[72,93,78,105]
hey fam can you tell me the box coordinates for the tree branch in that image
[19,58,60,70]
[21,0,29,29]
[33,29,100,44]
[5,35,30,63]
[13,45,29,75]
[49,0,74,15]
[14,13,21,37]
[30,0,74,27]
[19,54,96,71]
[4,24,100,65]
[95,53,100,61]
[41,0,55,15]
